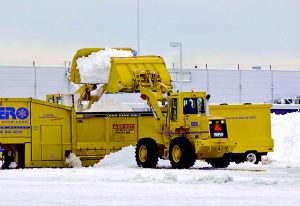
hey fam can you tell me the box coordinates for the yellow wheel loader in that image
[67,49,235,168]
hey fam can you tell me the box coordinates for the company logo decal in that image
[0,107,29,120]
[191,121,198,127]
[16,108,29,119]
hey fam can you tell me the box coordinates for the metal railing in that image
[0,60,72,68]
[1,63,300,104]
[171,64,300,71]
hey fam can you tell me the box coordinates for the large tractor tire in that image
[135,138,158,168]
[169,137,196,169]
[245,151,261,164]
[233,154,244,164]
[207,154,231,168]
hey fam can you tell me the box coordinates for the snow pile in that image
[269,113,300,166]
[162,173,178,182]
[94,145,137,168]
[65,153,82,168]
[191,174,233,184]
[85,98,132,112]
[9,162,18,169]
[76,48,133,84]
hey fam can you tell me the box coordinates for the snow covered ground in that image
[0,113,300,205]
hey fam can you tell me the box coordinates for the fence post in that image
[270,65,274,103]
[206,64,209,94]
[34,61,37,98]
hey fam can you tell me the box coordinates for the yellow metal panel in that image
[75,114,160,164]
[76,118,106,142]
[32,124,41,161]
[71,109,77,152]
[41,125,62,161]
[105,117,110,154]
[25,143,31,167]
[27,160,67,168]
[195,138,234,159]
[0,98,32,102]
[210,104,274,153]
[106,56,172,93]
[76,148,106,156]
[137,116,158,140]
[0,138,31,144]
[31,100,72,161]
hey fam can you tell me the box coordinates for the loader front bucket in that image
[69,48,134,84]
[106,56,173,93]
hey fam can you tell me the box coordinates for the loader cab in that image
[166,92,210,139]
[168,92,207,122]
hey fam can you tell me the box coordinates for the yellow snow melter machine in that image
[0,48,272,169]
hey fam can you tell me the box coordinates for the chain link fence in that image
[0,64,300,104]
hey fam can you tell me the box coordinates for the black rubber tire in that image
[135,138,158,168]
[207,154,231,168]
[169,137,195,169]
[233,154,244,164]
[244,151,261,164]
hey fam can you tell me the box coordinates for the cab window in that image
[170,98,177,121]
[183,98,205,114]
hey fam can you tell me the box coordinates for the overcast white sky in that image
[0,0,299,68]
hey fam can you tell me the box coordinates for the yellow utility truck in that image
[0,48,236,169]
[210,104,274,164]
[0,98,158,168]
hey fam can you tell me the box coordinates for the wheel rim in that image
[172,145,181,163]
[139,145,147,163]
[246,153,257,163]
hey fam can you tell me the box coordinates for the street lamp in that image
[170,42,182,90]
[137,0,140,55]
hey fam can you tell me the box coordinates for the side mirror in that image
[206,94,211,100]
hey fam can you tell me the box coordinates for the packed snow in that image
[86,99,132,112]
[76,48,133,84]
[65,153,82,168]
[1,113,300,205]
[268,113,300,166]
[94,145,137,168]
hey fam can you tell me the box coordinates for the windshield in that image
[183,98,205,114]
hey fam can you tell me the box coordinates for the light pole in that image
[170,42,182,90]
[137,0,140,55]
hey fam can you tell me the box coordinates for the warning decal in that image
[112,124,135,134]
